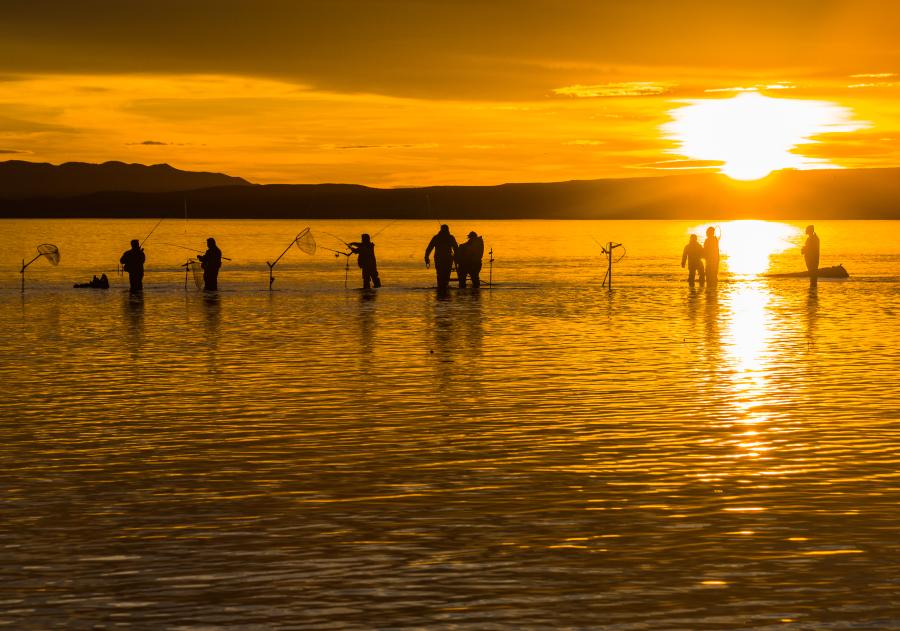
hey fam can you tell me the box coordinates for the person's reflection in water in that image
[805,284,818,350]
[203,292,221,378]
[358,289,377,356]
[428,290,485,404]
[123,291,144,361]
[703,286,721,386]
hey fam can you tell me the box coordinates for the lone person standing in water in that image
[119,239,145,293]
[424,224,458,292]
[802,225,820,287]
[703,226,720,285]
[198,237,222,290]
[349,233,381,289]
[681,234,705,286]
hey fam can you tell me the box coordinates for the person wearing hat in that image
[802,225,820,287]
[198,237,223,291]
[348,233,381,289]
[456,230,485,289]
[119,239,145,293]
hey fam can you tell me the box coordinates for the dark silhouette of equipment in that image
[601,241,626,289]
[488,248,494,289]
[21,243,60,291]
[266,227,316,289]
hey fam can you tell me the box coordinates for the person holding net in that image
[119,239,145,293]
[348,233,381,289]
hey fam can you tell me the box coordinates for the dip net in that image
[189,259,203,290]
[37,244,60,266]
[295,227,316,255]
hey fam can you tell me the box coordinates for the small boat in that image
[765,264,849,279]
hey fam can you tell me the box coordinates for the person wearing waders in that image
[703,226,720,285]
[456,230,484,288]
[198,237,222,291]
[681,234,705,286]
[802,225,820,287]
[349,233,381,289]
[119,239,145,293]
[424,224,458,292]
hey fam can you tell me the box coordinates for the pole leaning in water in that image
[601,241,625,290]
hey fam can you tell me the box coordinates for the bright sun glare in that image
[664,92,865,180]
[691,220,799,276]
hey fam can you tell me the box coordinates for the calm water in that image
[1,219,899,629]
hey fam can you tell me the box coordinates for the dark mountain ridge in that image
[1,162,899,219]
[0,160,250,198]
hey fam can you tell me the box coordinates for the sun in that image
[663,92,865,180]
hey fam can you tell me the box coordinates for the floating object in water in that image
[765,264,849,279]
[74,274,109,289]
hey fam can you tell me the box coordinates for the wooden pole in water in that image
[608,241,613,289]
[488,248,494,289]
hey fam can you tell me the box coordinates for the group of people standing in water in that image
[345,224,485,291]
[682,224,821,286]
[115,226,486,293]
[114,223,821,293]
[119,237,222,293]
[680,226,720,286]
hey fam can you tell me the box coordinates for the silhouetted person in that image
[681,234,706,285]
[456,230,484,288]
[119,239,145,292]
[681,234,705,285]
[703,226,720,284]
[198,237,222,290]
[349,233,381,289]
[425,224,458,292]
[802,224,820,287]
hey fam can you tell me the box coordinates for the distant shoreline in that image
[2,161,900,220]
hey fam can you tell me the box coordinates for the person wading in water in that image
[119,239,145,293]
[349,233,381,289]
[424,225,459,293]
[456,230,484,288]
[198,237,222,291]
[681,234,705,286]
[802,225,820,287]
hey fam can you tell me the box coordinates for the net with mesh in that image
[295,227,316,255]
[37,244,60,266]
[189,259,204,290]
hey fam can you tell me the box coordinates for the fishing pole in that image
[323,232,352,248]
[159,242,232,260]
[140,217,164,248]
[320,245,351,256]
[371,219,398,239]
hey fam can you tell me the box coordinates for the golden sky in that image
[1,0,900,185]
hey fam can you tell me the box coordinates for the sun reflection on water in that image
[690,220,800,276]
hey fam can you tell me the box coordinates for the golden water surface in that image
[1,220,899,628]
